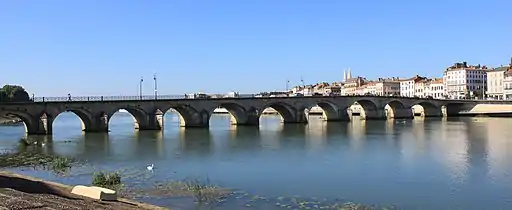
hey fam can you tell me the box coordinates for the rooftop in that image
[488,66,510,72]
[428,78,444,84]
[400,75,427,82]
[446,62,489,71]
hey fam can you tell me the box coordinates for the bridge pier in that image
[24,113,52,135]
[421,109,443,118]
[318,109,351,121]
[283,110,308,124]
[136,111,164,131]
[360,109,387,120]
[232,111,260,126]
[442,105,448,117]
[84,113,109,133]
[181,110,210,128]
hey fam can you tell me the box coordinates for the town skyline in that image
[283,57,511,100]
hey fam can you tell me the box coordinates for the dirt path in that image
[0,171,168,210]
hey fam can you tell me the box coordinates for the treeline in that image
[0,85,30,102]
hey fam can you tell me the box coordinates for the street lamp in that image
[139,77,143,100]
[154,73,158,100]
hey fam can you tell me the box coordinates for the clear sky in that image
[1,0,511,97]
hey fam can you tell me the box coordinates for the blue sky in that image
[0,0,511,96]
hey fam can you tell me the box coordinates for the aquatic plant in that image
[142,177,230,205]
[183,177,227,204]
[0,151,75,174]
[49,156,73,173]
[91,171,123,190]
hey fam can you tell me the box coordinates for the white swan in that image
[147,164,154,171]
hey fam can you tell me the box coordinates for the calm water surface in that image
[1,112,512,210]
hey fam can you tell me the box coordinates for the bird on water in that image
[147,164,154,171]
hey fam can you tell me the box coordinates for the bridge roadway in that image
[0,95,510,135]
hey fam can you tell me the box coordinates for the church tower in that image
[343,69,347,82]
[347,68,352,80]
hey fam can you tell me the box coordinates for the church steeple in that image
[343,69,347,82]
[347,68,352,80]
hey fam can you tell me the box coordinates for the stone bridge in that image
[0,96,504,135]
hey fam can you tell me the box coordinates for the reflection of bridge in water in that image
[15,117,505,178]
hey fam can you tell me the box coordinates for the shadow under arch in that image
[227,127,262,152]
[161,105,200,127]
[211,102,248,125]
[444,103,465,117]
[414,101,442,117]
[77,132,111,161]
[354,99,381,120]
[178,128,213,156]
[229,126,260,140]
[133,130,164,141]
[131,130,165,158]
[305,100,345,121]
[277,123,308,149]
[260,102,296,123]
[322,121,350,136]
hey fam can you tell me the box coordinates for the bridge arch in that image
[210,102,253,125]
[0,110,43,135]
[385,100,413,119]
[160,104,201,127]
[353,99,382,120]
[105,106,149,130]
[49,108,94,133]
[304,100,346,121]
[259,101,296,123]
[413,101,442,117]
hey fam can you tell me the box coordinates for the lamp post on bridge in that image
[286,80,290,96]
[154,73,158,100]
[139,77,143,100]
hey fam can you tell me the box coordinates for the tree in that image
[0,90,6,101]
[0,85,30,102]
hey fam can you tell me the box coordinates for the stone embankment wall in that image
[465,104,512,113]
[0,116,22,125]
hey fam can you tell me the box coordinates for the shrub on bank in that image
[92,171,123,190]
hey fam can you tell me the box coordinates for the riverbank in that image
[0,170,166,210]
[0,116,22,125]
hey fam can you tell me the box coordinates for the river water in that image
[1,112,512,210]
